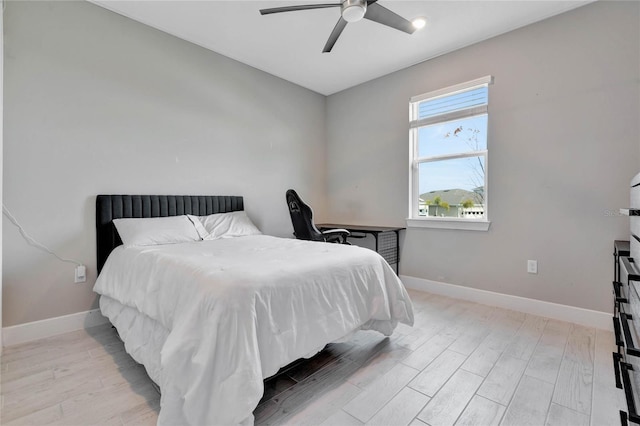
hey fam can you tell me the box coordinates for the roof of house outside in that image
[419,188,483,205]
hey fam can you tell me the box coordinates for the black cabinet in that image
[616,241,631,282]
[614,240,640,425]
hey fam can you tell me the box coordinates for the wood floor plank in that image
[286,343,351,382]
[255,356,362,425]
[408,349,467,397]
[253,400,278,424]
[4,350,91,377]
[564,325,596,369]
[460,343,502,378]
[1,369,54,394]
[448,305,495,356]
[319,409,363,426]
[260,374,298,404]
[466,302,496,321]
[503,315,547,361]
[395,322,415,335]
[544,319,572,333]
[524,320,571,384]
[552,359,593,415]
[545,403,589,426]
[476,355,528,405]
[454,395,505,426]
[59,379,158,422]
[416,369,484,426]
[448,323,492,357]
[501,375,554,426]
[119,399,160,426]
[343,363,419,423]
[3,404,63,426]
[121,409,159,426]
[98,363,155,388]
[1,326,117,362]
[346,340,411,389]
[340,333,395,366]
[550,323,596,416]
[406,289,434,306]
[458,308,528,379]
[477,309,526,354]
[274,380,361,426]
[401,333,455,371]
[365,387,429,426]
[411,307,443,329]
[1,372,103,424]
[53,346,140,382]
[396,321,447,351]
[590,329,627,426]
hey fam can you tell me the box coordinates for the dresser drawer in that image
[618,258,640,357]
[615,353,640,425]
[617,255,640,424]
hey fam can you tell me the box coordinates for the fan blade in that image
[260,3,340,15]
[323,17,348,53]
[364,2,416,34]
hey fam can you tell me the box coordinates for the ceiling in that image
[90,0,592,95]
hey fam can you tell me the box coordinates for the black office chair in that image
[286,189,350,244]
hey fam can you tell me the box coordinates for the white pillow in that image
[195,211,262,240]
[187,214,209,240]
[113,215,201,247]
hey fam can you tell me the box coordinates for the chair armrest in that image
[321,228,350,244]
[321,229,350,237]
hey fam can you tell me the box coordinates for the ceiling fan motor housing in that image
[341,0,367,22]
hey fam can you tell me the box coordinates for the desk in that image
[316,224,404,274]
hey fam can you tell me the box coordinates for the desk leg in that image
[395,230,400,275]
[360,230,400,275]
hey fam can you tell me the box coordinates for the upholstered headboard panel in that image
[96,195,244,273]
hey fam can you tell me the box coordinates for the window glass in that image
[409,76,492,223]
[417,157,485,218]
[417,115,487,158]
[418,86,488,120]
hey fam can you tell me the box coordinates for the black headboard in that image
[96,195,244,273]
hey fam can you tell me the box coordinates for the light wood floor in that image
[0,289,626,425]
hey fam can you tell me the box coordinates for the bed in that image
[94,194,414,425]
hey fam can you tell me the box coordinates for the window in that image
[408,76,493,230]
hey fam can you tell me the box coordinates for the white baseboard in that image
[2,309,109,347]
[400,275,613,331]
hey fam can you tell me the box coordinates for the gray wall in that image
[4,1,638,328]
[3,1,327,326]
[326,1,640,313]
[0,3,4,340]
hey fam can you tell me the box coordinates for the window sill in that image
[406,218,491,231]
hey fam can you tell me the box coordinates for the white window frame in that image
[407,76,493,231]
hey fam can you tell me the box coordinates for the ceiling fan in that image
[259,0,417,53]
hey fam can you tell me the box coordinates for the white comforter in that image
[94,235,414,425]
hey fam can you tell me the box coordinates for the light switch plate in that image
[75,265,86,283]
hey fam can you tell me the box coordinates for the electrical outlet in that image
[75,265,86,283]
[527,260,538,274]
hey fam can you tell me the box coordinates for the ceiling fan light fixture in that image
[412,17,427,30]
[341,0,367,23]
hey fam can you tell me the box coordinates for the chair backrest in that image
[286,189,323,241]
